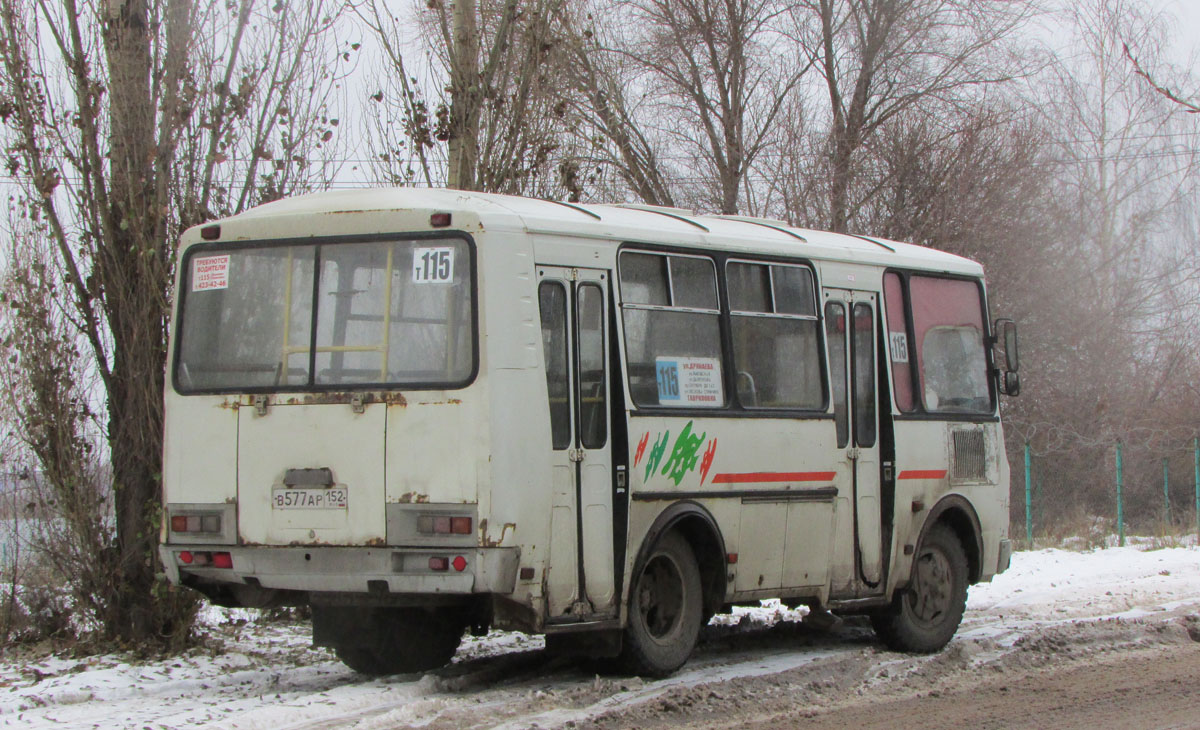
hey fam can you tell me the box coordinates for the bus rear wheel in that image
[871,523,968,653]
[620,531,702,677]
[332,607,463,675]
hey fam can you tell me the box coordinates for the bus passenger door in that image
[538,267,617,620]
[824,290,884,591]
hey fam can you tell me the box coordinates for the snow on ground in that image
[2,544,1198,729]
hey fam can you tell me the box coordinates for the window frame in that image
[172,231,480,396]
[616,243,831,419]
[725,258,824,411]
[882,268,998,421]
[617,248,725,411]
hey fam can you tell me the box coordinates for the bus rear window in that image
[175,237,474,392]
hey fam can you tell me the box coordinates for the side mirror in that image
[994,318,1018,373]
[1000,370,1020,397]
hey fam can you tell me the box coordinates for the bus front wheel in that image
[621,531,703,677]
[332,607,463,675]
[871,523,968,653]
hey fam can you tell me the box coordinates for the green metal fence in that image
[1015,435,1200,547]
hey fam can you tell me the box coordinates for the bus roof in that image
[220,187,984,277]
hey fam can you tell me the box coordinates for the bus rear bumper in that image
[159,545,520,597]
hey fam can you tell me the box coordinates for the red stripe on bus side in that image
[897,470,948,480]
[711,471,837,484]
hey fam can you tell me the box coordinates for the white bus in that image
[161,188,1018,676]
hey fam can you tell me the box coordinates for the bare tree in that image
[1040,0,1200,339]
[360,0,582,196]
[0,0,349,647]
[555,4,678,205]
[998,0,1200,526]
[0,224,114,642]
[564,0,806,214]
[784,0,1035,232]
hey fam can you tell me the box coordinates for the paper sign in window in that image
[889,332,909,363]
[412,247,455,283]
[655,356,723,406]
[192,255,230,292]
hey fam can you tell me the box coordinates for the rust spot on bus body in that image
[479,519,517,547]
[398,492,429,504]
[256,392,409,407]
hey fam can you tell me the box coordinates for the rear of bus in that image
[158,197,518,673]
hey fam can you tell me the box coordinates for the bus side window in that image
[825,301,849,449]
[851,303,876,447]
[539,282,571,450]
[576,283,607,449]
[727,261,823,409]
[883,272,916,412]
[618,251,725,409]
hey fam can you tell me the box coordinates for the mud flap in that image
[312,605,376,648]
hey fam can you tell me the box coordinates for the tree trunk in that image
[102,0,182,643]
[448,0,480,190]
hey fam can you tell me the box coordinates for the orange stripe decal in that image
[897,469,948,480]
[712,471,837,484]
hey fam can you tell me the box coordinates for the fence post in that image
[1116,440,1125,547]
[1024,441,1032,545]
[1164,458,1171,525]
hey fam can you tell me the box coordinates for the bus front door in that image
[824,289,884,592]
[538,268,617,621]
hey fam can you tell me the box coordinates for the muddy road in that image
[5,546,1200,729]
[562,615,1200,730]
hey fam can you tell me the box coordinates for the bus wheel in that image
[334,608,463,675]
[871,523,968,653]
[621,531,703,677]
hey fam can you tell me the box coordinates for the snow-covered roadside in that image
[1,545,1198,729]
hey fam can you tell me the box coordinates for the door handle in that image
[846,446,860,460]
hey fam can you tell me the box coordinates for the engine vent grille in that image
[952,429,987,482]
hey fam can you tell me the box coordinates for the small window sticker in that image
[412,247,455,283]
[889,331,909,363]
[192,254,230,292]
[656,356,723,406]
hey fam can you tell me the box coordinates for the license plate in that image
[272,487,348,510]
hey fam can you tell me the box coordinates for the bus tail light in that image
[170,513,222,534]
[452,556,467,572]
[418,515,472,536]
[429,557,449,571]
[179,551,232,569]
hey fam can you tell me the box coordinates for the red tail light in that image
[178,551,193,565]
[418,515,472,535]
[452,556,467,572]
[212,552,233,569]
[170,512,221,534]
